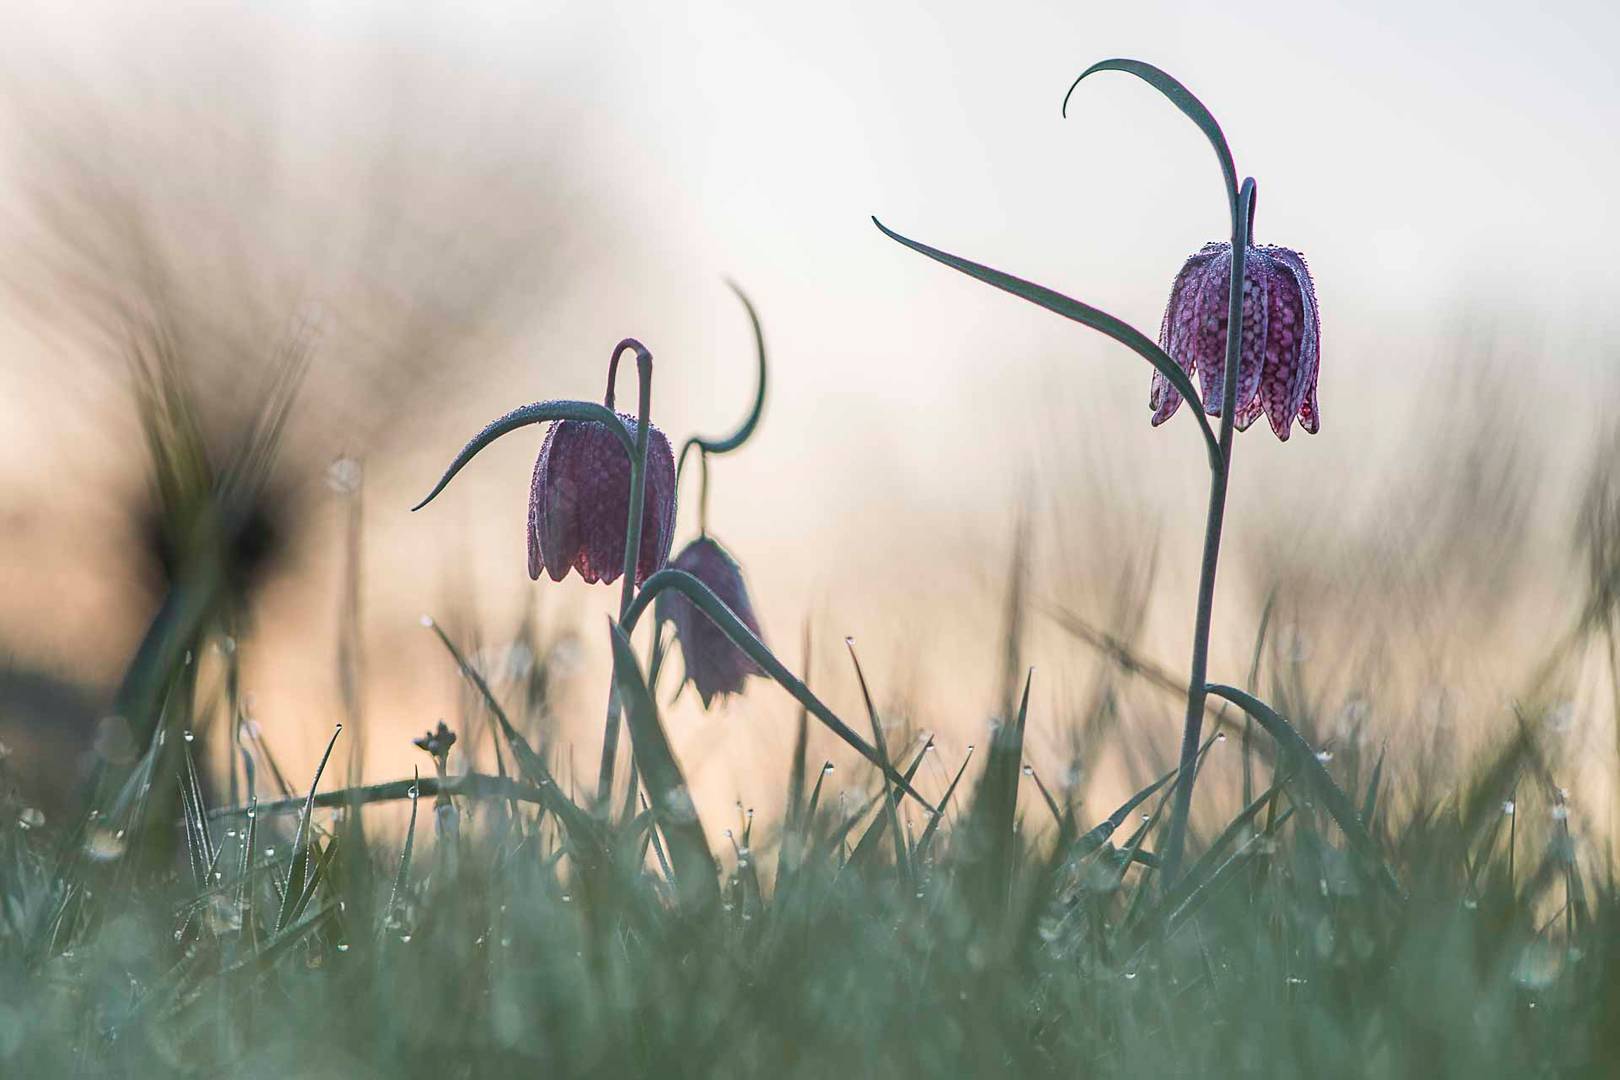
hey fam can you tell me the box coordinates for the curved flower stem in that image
[697,448,711,536]
[1160,177,1257,888]
[675,281,768,479]
[597,340,654,806]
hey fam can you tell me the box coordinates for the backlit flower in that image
[527,414,677,585]
[1151,242,1320,440]
[656,536,764,707]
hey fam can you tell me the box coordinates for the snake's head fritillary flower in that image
[656,536,764,708]
[1151,242,1320,440]
[527,414,677,585]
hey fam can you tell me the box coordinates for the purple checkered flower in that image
[527,414,676,585]
[657,536,764,707]
[1151,242,1320,440]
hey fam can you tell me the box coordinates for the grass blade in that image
[275,724,342,935]
[844,639,912,882]
[915,746,976,861]
[381,768,421,939]
[608,621,720,911]
[1206,684,1403,899]
[425,618,603,853]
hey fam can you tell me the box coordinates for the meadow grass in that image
[3,568,1619,1078]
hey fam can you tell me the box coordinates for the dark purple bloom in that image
[657,536,764,707]
[1151,242,1320,440]
[527,414,677,585]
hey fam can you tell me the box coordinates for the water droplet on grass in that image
[85,826,126,860]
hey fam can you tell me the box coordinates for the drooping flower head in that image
[1151,242,1320,440]
[656,536,764,707]
[527,413,676,585]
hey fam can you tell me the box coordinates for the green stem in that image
[597,340,654,806]
[698,448,711,536]
[1160,177,1256,887]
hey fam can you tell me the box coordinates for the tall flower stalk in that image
[875,59,1309,885]
[598,338,657,804]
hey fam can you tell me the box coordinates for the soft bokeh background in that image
[2,1,1618,835]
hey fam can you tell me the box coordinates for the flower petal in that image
[1263,246,1320,437]
[536,422,583,583]
[1152,245,1222,425]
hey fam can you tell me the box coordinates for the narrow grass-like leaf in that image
[210,773,555,820]
[1120,735,1219,922]
[410,399,634,512]
[226,901,338,978]
[1025,765,1065,834]
[1206,684,1403,899]
[785,622,812,835]
[1062,59,1240,226]
[288,835,340,927]
[963,669,1033,908]
[1146,773,1292,932]
[1361,746,1386,832]
[623,570,935,812]
[849,739,930,870]
[424,619,603,852]
[608,621,720,911]
[639,793,675,887]
[915,746,975,861]
[806,763,833,825]
[844,640,912,881]
[275,724,342,935]
[1074,768,1175,858]
[381,768,421,939]
[1164,808,1296,939]
[1244,592,1276,808]
[871,217,1220,468]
